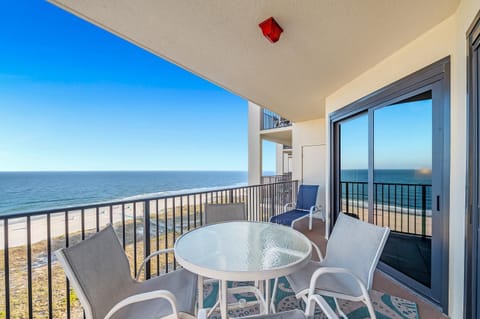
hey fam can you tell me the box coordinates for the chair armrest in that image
[310,240,324,262]
[305,294,339,319]
[284,202,294,211]
[309,267,369,299]
[104,290,179,319]
[136,248,175,280]
[309,205,322,214]
[197,308,208,319]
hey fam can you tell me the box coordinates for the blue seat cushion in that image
[295,185,318,211]
[270,209,309,226]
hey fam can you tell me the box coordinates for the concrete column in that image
[275,144,283,175]
[248,102,262,185]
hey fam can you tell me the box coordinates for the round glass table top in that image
[174,221,312,281]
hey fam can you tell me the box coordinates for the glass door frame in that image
[329,57,450,312]
[465,11,480,319]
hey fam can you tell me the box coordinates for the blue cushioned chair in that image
[270,185,322,230]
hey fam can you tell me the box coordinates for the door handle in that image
[436,195,440,211]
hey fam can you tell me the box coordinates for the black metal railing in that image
[261,109,291,130]
[340,181,432,237]
[261,173,292,184]
[0,180,298,319]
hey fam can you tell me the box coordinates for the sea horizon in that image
[0,170,261,215]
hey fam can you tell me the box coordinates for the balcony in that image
[0,180,298,319]
[261,109,291,131]
[260,173,292,184]
[0,179,446,319]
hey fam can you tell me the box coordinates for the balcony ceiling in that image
[49,0,459,122]
[260,127,292,147]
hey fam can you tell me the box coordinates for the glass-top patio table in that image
[174,221,312,319]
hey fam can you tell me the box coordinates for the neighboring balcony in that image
[260,109,292,147]
[261,109,291,131]
[261,172,292,185]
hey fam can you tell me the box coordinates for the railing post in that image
[143,200,151,279]
[270,183,275,218]
[421,186,427,239]
[229,189,234,203]
[345,182,349,213]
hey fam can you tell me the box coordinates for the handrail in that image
[0,180,296,220]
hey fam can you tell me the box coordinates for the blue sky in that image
[0,1,277,171]
[340,99,432,170]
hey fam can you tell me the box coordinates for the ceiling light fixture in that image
[259,17,283,43]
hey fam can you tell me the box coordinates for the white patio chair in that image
[204,203,246,225]
[55,224,197,319]
[285,213,390,319]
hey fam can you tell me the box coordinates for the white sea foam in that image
[116,182,248,202]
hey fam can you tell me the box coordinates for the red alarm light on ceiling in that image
[259,17,283,43]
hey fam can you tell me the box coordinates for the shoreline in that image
[0,190,233,247]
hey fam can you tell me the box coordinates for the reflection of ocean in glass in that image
[341,169,432,210]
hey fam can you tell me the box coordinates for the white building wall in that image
[291,119,326,182]
[323,1,480,315]
[248,11,479,315]
[248,102,262,185]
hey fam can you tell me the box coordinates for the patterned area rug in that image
[204,277,419,319]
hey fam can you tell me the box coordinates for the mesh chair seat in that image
[282,214,390,319]
[270,209,309,226]
[286,260,363,298]
[204,203,246,225]
[56,225,197,319]
[111,269,197,319]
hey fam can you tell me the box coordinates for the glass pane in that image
[373,91,432,288]
[339,114,368,222]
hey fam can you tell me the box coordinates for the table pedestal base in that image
[207,279,272,319]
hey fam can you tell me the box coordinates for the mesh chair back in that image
[324,213,390,290]
[55,225,134,319]
[204,203,246,225]
[295,185,319,211]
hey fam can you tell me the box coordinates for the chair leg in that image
[333,298,348,319]
[363,293,377,319]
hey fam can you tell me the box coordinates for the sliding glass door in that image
[373,92,433,289]
[330,58,450,311]
[339,113,368,221]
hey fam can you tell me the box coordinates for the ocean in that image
[0,171,248,215]
[0,169,430,216]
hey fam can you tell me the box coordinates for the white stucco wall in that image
[291,119,326,182]
[323,1,480,315]
[276,144,283,175]
[291,119,327,226]
[248,102,261,185]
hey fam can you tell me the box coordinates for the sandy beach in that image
[0,191,255,248]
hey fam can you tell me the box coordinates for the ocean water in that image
[0,171,247,215]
